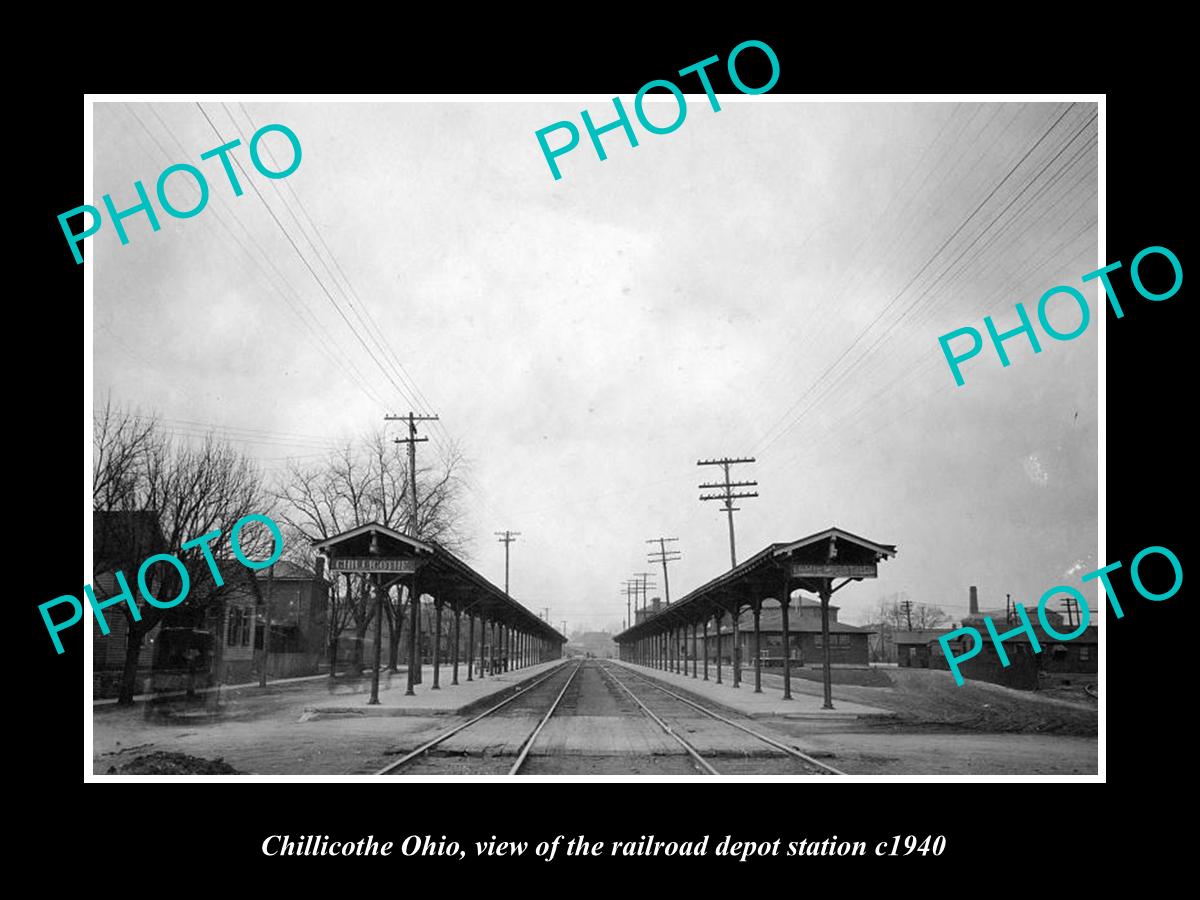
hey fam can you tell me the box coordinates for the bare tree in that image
[273,428,470,677]
[93,407,270,704]
[913,604,950,630]
[275,444,375,672]
[92,398,156,514]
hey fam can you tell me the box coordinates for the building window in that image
[815,633,852,648]
[225,607,253,648]
[1079,646,1091,661]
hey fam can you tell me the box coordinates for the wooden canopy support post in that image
[753,600,762,694]
[780,574,792,701]
[714,609,724,684]
[820,578,834,710]
[466,613,474,681]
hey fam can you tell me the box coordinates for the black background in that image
[24,21,1187,882]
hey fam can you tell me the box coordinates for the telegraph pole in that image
[900,598,913,631]
[646,537,681,604]
[494,530,520,595]
[385,412,440,533]
[698,457,758,567]
[385,411,439,692]
[1062,596,1080,629]
[634,572,656,614]
[622,581,637,628]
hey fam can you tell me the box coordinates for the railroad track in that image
[374,660,582,776]
[599,662,845,776]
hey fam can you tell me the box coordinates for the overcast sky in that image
[92,99,1099,633]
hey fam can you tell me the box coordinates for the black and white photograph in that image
[85,95,1102,779]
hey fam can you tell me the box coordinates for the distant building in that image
[569,631,616,658]
[634,597,664,625]
[702,596,875,668]
[895,630,955,668]
[92,510,169,698]
[903,586,1098,689]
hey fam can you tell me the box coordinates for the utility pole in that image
[384,412,440,535]
[494,530,520,595]
[634,573,657,614]
[698,457,758,567]
[385,411,439,693]
[646,537,681,604]
[1062,596,1080,629]
[876,596,888,662]
[622,581,637,628]
[900,598,913,631]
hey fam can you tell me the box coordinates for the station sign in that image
[329,557,419,574]
[791,563,877,578]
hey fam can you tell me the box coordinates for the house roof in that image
[795,595,835,609]
[259,559,318,580]
[936,625,1099,645]
[717,608,873,635]
[894,630,955,645]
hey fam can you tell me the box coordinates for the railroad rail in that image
[373,660,581,776]
[600,662,846,776]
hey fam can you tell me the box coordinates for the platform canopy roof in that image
[313,522,566,644]
[614,526,897,642]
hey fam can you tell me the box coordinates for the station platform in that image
[609,660,892,721]
[302,658,568,718]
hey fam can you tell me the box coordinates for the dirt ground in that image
[92,663,1099,776]
[753,666,1097,735]
[774,727,1096,775]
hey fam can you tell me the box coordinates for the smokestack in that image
[969,586,979,615]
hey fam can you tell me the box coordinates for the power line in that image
[763,125,1098,452]
[194,103,417,413]
[754,102,1006,411]
[125,104,390,409]
[223,103,425,417]
[228,104,505,526]
[234,106,440,416]
[746,103,1013,447]
[755,103,1080,455]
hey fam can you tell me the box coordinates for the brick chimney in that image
[314,555,326,580]
[969,585,979,615]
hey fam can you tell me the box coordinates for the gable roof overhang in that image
[314,523,565,643]
[614,526,897,644]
